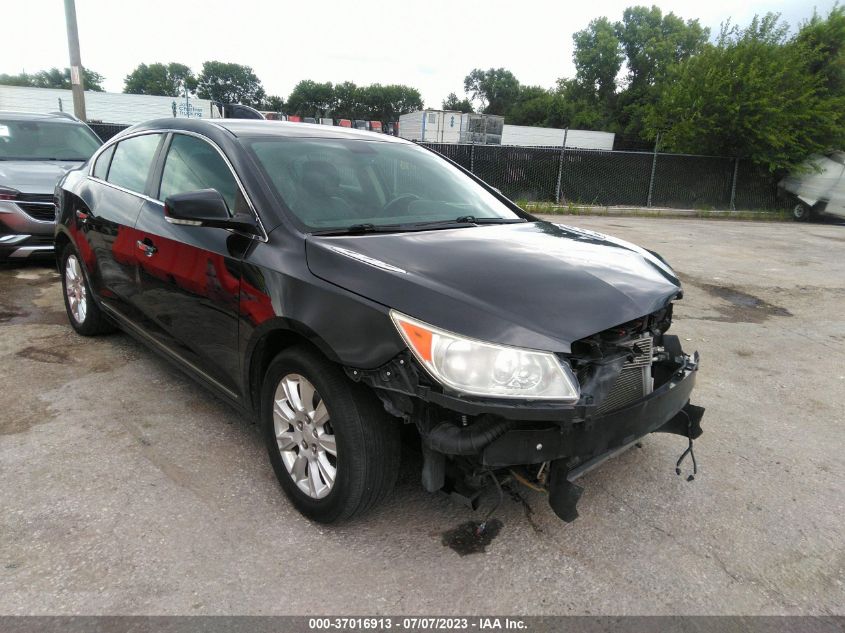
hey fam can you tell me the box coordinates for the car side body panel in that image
[237,231,407,409]
[131,200,246,395]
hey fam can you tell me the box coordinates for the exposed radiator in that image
[596,336,654,414]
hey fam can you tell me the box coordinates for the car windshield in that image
[244,137,523,231]
[0,119,101,161]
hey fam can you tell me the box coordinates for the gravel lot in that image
[1,217,843,616]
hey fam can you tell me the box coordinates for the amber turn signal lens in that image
[397,319,433,362]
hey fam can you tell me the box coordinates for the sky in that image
[1,0,837,108]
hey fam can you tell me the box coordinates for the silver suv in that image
[1,111,101,260]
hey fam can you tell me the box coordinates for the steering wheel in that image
[382,193,420,215]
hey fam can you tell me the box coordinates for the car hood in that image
[305,221,682,353]
[0,160,85,194]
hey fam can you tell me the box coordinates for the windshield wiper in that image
[310,217,526,236]
[310,223,406,236]
[413,216,527,228]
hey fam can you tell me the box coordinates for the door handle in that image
[136,239,157,257]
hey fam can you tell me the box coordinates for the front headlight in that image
[390,310,580,401]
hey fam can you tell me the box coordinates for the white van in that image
[781,151,845,221]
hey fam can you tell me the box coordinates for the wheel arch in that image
[245,319,341,415]
[53,230,72,270]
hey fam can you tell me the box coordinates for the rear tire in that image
[60,244,115,336]
[261,345,400,523]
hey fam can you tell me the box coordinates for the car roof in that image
[0,110,84,123]
[131,117,411,144]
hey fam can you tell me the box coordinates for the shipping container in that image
[501,124,615,150]
[369,121,383,133]
[288,115,302,123]
[320,118,333,125]
[337,119,352,128]
[398,110,462,143]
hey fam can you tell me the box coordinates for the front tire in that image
[261,345,400,523]
[792,202,813,222]
[60,244,115,336]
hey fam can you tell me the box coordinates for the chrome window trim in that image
[87,174,165,206]
[88,130,163,198]
[87,129,157,177]
[87,128,268,243]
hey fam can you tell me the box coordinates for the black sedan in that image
[54,119,703,524]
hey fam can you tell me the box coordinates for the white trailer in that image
[0,85,214,124]
[502,124,615,150]
[459,113,504,144]
[398,109,463,143]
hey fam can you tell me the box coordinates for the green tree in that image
[547,79,609,129]
[124,62,196,96]
[361,84,423,121]
[262,95,285,112]
[506,86,556,126]
[0,67,105,91]
[285,81,422,121]
[286,80,335,117]
[647,14,845,172]
[332,81,360,120]
[573,17,624,103]
[0,72,33,87]
[614,5,709,136]
[442,92,474,112]
[196,61,266,106]
[463,68,521,115]
[616,5,709,90]
[550,17,626,131]
[796,5,845,94]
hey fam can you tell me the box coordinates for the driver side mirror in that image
[164,188,261,237]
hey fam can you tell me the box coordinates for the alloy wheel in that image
[65,254,87,324]
[272,373,338,499]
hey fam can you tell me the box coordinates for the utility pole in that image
[63,0,87,121]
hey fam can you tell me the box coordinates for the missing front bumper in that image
[481,353,699,468]
[480,354,703,523]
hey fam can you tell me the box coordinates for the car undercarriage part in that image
[508,466,546,492]
[547,461,584,522]
[426,415,516,455]
[476,470,504,535]
[544,401,706,521]
[348,307,704,523]
[659,403,705,481]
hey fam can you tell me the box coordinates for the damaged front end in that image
[346,306,704,523]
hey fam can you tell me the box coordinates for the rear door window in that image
[92,144,115,180]
[106,134,162,194]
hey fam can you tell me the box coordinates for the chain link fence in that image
[88,122,130,142]
[85,123,786,210]
[421,142,788,211]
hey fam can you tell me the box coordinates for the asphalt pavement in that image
[1,216,843,615]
